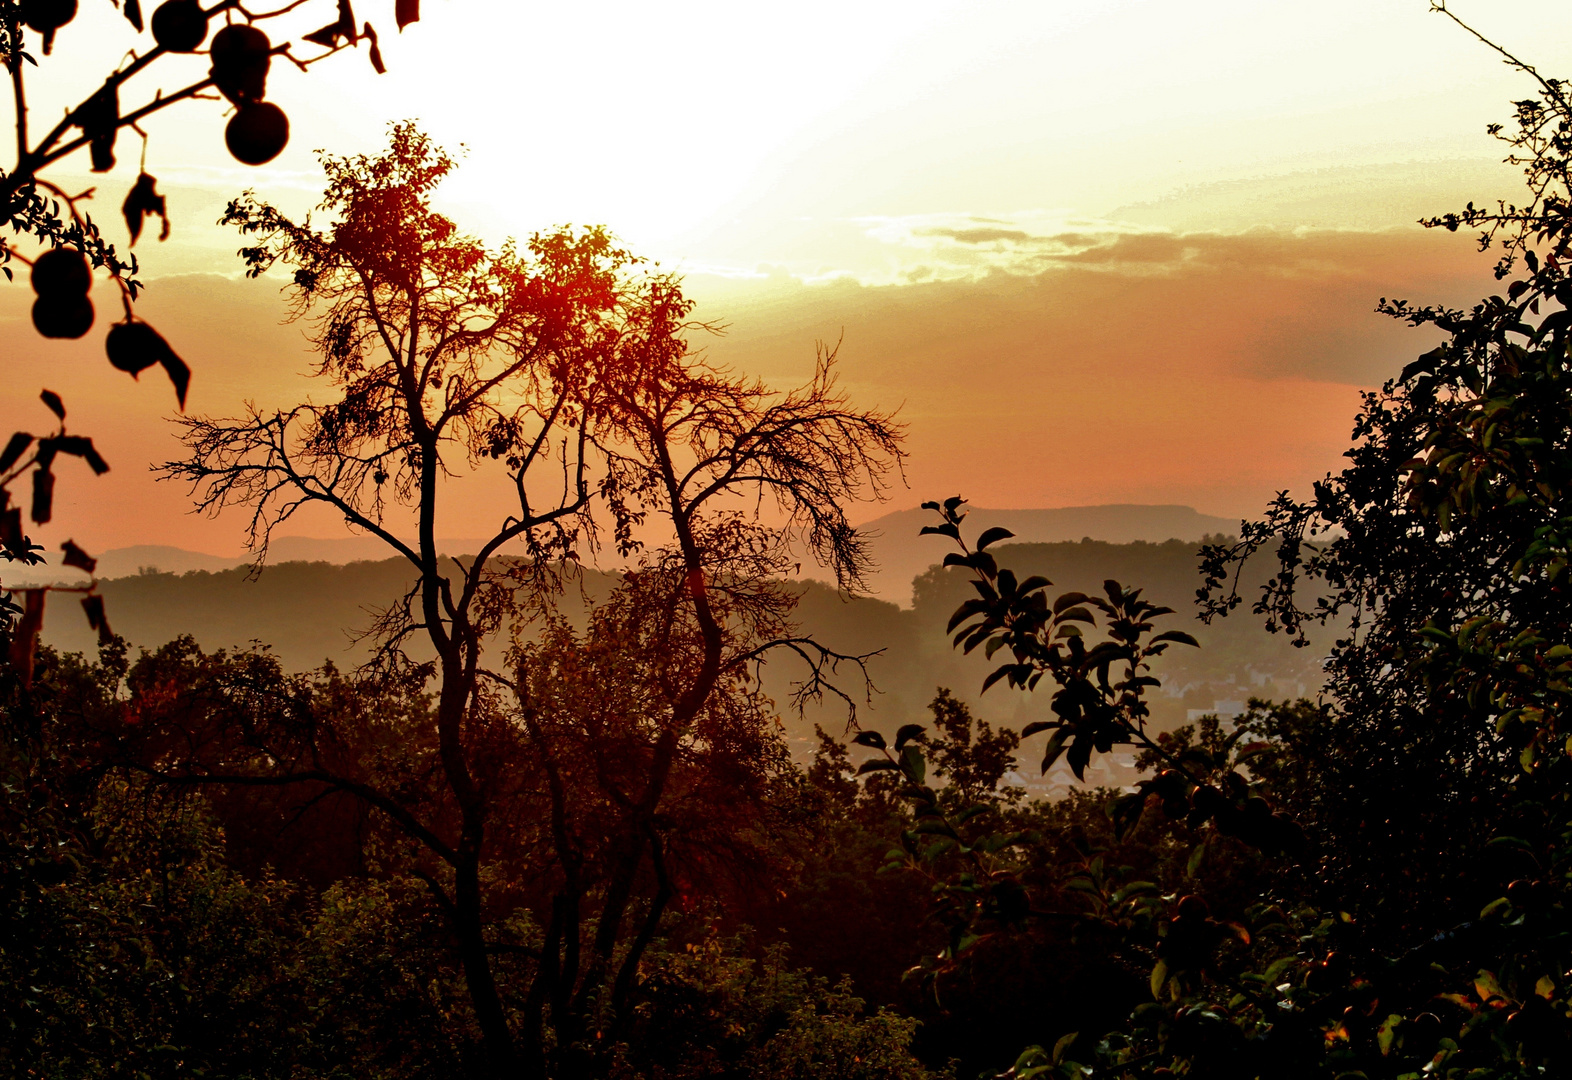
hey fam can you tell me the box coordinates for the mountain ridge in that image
[10,505,1239,605]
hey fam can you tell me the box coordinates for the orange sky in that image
[0,1,1561,560]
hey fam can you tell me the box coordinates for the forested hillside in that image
[39,536,1331,785]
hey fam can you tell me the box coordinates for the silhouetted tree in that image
[150,123,903,1078]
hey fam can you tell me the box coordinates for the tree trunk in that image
[453,847,518,1078]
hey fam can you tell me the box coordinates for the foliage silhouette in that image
[856,13,1572,1079]
[0,0,426,673]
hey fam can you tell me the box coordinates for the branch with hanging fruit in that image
[0,0,423,663]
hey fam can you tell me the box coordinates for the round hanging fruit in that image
[105,320,169,375]
[20,0,77,32]
[31,248,91,297]
[150,0,208,52]
[32,296,94,340]
[209,23,271,104]
[226,102,289,165]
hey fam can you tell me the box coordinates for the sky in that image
[3,0,1568,563]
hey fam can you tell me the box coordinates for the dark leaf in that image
[0,507,24,557]
[51,435,109,475]
[363,22,385,73]
[945,598,987,634]
[0,433,34,474]
[856,759,900,775]
[60,539,96,573]
[72,85,119,173]
[122,173,169,246]
[30,468,53,525]
[81,594,112,645]
[1150,629,1200,648]
[310,0,358,46]
[123,0,143,31]
[302,22,343,46]
[894,723,927,750]
[920,521,960,541]
[976,526,1015,550]
[981,663,1014,693]
[1020,720,1057,738]
[1052,591,1091,614]
[39,390,64,420]
[1067,736,1092,781]
[1040,728,1071,774]
[395,0,419,30]
[160,349,190,409]
[851,730,887,750]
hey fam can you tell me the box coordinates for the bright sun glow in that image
[8,0,1572,557]
[28,0,1572,274]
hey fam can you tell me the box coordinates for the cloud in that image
[919,227,1032,244]
[687,224,1497,519]
[11,225,1501,556]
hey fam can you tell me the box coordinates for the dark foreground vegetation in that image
[11,14,1572,1080]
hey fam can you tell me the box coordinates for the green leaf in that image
[1474,969,1505,1003]
[901,743,926,785]
[1186,840,1207,878]
[921,837,959,861]
[1377,1014,1403,1056]
[1479,896,1510,919]
[1150,959,1168,999]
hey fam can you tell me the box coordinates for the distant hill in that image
[8,505,1238,603]
[4,536,510,584]
[93,545,245,579]
[853,504,1239,604]
[38,535,1331,786]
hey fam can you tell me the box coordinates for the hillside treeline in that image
[40,538,1330,755]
